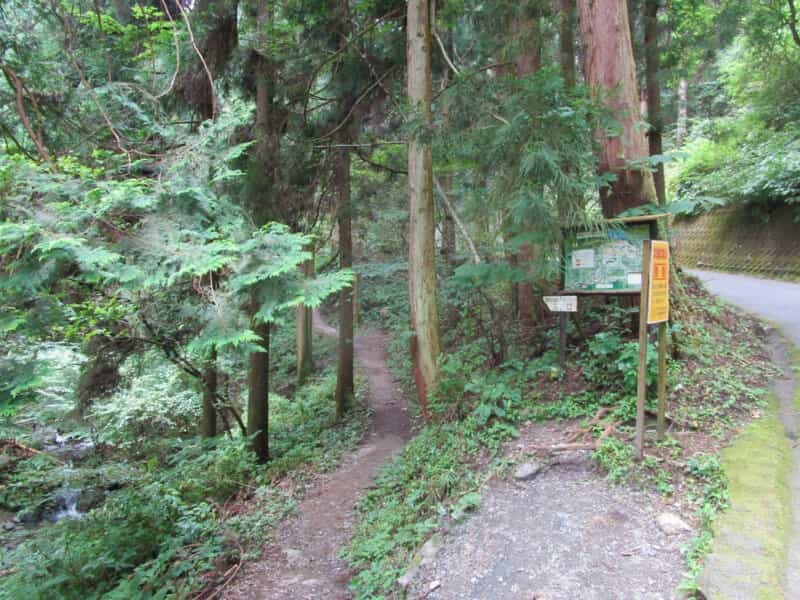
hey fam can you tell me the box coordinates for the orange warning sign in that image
[647,241,670,324]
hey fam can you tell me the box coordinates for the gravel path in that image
[407,455,691,600]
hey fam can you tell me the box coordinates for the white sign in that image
[544,295,578,312]
[627,272,642,286]
[571,249,595,269]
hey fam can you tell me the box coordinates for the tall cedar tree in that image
[510,7,543,330]
[644,0,666,204]
[578,0,658,217]
[407,0,441,415]
[330,0,356,417]
[246,0,280,462]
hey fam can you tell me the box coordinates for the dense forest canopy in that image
[0,0,798,597]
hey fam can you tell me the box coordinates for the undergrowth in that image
[0,359,367,599]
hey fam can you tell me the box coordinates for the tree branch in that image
[156,0,182,99]
[353,147,408,174]
[433,175,482,265]
[174,0,216,117]
[788,0,800,48]
[0,63,55,169]
[434,31,460,75]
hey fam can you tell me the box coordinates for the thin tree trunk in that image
[442,200,456,267]
[559,0,577,89]
[438,173,458,328]
[407,0,441,415]
[676,77,688,146]
[578,0,658,217]
[434,176,479,265]
[644,0,665,205]
[296,246,314,386]
[247,319,269,462]
[334,137,355,418]
[201,350,217,437]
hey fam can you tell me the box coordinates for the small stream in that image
[50,488,85,522]
[9,434,106,526]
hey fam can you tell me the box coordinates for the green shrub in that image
[2,482,222,599]
[90,355,200,452]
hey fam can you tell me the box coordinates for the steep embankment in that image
[672,206,800,280]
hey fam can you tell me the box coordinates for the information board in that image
[563,224,650,292]
[647,241,670,323]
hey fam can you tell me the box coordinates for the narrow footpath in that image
[225,311,411,600]
[689,270,800,599]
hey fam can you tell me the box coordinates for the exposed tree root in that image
[530,408,620,453]
[0,439,65,465]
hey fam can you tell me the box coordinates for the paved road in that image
[690,268,800,598]
[687,269,800,345]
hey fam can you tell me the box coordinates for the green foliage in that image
[1,364,369,599]
[670,12,800,213]
[593,436,635,483]
[89,354,200,452]
[580,331,659,396]
[686,454,729,526]
[3,480,223,600]
[343,420,483,599]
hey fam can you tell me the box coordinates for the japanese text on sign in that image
[647,241,670,324]
[544,296,578,312]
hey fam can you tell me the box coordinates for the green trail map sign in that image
[564,224,650,292]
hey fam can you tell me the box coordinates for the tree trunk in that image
[407,0,441,415]
[247,319,269,462]
[644,0,665,205]
[676,77,688,146]
[511,11,542,330]
[441,183,456,269]
[201,350,218,437]
[296,246,314,386]
[245,0,278,461]
[578,0,658,217]
[559,0,577,89]
[334,138,355,418]
[438,173,459,329]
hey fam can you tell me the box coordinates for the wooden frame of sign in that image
[559,214,666,296]
[556,214,670,461]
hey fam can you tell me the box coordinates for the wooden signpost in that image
[634,240,670,461]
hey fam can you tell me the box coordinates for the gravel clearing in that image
[407,457,692,600]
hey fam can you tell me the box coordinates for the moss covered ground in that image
[696,342,799,599]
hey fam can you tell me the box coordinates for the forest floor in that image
[224,310,412,600]
[404,424,692,600]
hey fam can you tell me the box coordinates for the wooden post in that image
[635,240,652,462]
[656,321,667,440]
[559,312,568,369]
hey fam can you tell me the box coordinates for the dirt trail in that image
[224,310,411,600]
